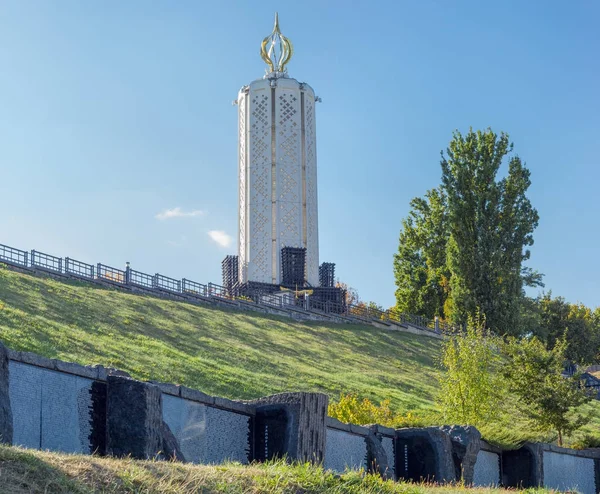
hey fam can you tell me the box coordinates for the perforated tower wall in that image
[238,76,319,286]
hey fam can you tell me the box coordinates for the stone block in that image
[251,392,328,463]
[9,350,55,370]
[396,427,456,483]
[53,359,98,380]
[325,416,351,432]
[214,396,255,415]
[349,423,370,436]
[106,376,163,459]
[0,341,13,444]
[180,386,215,405]
[368,424,396,437]
[366,430,391,480]
[440,425,481,484]
[148,381,180,397]
[95,366,131,381]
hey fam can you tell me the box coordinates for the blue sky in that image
[0,1,598,309]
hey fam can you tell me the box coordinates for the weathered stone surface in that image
[95,366,131,381]
[161,421,186,462]
[349,423,370,435]
[148,381,180,397]
[440,425,481,484]
[53,359,98,380]
[214,396,255,415]
[180,386,215,405]
[396,427,456,483]
[106,376,162,459]
[366,430,391,480]
[325,416,351,432]
[0,341,13,444]
[9,350,55,370]
[368,423,396,437]
[251,392,328,463]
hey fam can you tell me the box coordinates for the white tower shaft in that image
[238,77,319,285]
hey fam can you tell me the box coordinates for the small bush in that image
[571,434,600,450]
[328,393,431,428]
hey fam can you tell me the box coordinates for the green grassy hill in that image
[2,264,600,448]
[0,265,440,411]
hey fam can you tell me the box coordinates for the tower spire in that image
[260,12,293,76]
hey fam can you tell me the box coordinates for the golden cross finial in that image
[260,12,293,75]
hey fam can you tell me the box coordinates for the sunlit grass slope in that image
[0,444,555,494]
[0,266,441,411]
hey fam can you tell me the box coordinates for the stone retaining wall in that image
[2,340,600,490]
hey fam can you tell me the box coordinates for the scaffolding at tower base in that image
[280,247,306,288]
[221,255,239,296]
[318,262,335,288]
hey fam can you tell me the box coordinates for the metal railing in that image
[0,240,443,336]
[208,282,228,299]
[97,264,126,284]
[155,273,181,293]
[309,299,347,315]
[31,250,63,274]
[65,257,95,280]
[0,244,28,268]
[127,268,155,290]
[182,278,208,298]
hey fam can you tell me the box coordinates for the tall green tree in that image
[442,129,540,333]
[503,336,591,445]
[394,128,541,334]
[393,187,450,319]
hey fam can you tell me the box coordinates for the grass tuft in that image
[0,445,557,494]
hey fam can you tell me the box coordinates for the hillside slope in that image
[0,444,552,494]
[0,266,440,411]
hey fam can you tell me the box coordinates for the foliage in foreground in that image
[436,319,593,448]
[436,317,504,428]
[0,444,556,494]
[328,393,435,429]
[503,336,592,446]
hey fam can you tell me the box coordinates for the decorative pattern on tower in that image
[237,15,319,286]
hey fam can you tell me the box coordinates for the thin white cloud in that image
[208,230,232,248]
[155,207,205,220]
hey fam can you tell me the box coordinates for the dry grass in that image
[0,445,555,494]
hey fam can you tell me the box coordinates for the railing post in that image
[30,250,36,267]
[58,258,63,273]
[125,262,131,284]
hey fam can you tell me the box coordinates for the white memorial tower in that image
[237,14,319,286]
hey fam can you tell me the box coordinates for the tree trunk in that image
[558,430,563,446]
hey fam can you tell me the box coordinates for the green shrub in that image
[328,393,433,428]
